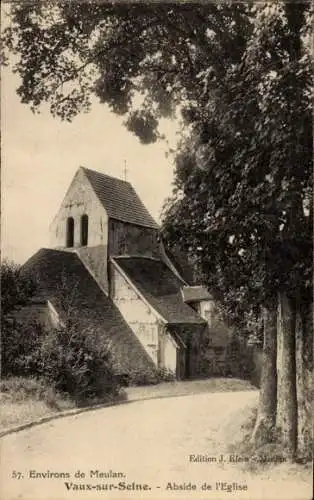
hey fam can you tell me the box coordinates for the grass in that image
[0,376,255,432]
[225,401,313,485]
[0,376,76,431]
[227,406,289,472]
[0,376,128,431]
[126,376,256,401]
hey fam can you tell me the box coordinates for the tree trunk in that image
[276,292,297,457]
[296,301,313,458]
[251,306,277,445]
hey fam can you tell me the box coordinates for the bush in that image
[127,366,176,386]
[1,260,41,377]
[1,261,121,406]
[1,319,120,405]
[36,323,119,405]
[1,260,38,316]
[128,367,159,386]
[1,319,43,377]
[156,367,176,382]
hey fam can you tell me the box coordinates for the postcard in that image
[1,2,312,499]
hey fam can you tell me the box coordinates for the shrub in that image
[1,260,38,316]
[128,367,159,386]
[37,323,119,405]
[156,367,176,382]
[1,261,124,406]
[1,319,43,377]
[128,366,176,386]
[1,260,41,377]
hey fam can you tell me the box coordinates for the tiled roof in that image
[113,257,205,325]
[181,286,212,303]
[22,249,156,377]
[82,167,159,229]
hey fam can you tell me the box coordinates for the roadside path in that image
[0,387,311,500]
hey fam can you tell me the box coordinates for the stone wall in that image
[50,167,108,249]
[194,302,237,377]
[195,300,233,347]
[110,263,161,365]
[167,324,206,379]
[158,324,178,374]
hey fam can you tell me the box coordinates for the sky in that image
[1,65,179,265]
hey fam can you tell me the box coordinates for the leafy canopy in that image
[2,2,312,325]
[162,2,312,321]
[2,2,251,141]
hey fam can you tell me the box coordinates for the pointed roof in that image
[22,249,156,377]
[81,167,159,229]
[112,256,206,325]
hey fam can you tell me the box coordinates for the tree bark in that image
[251,306,277,445]
[276,292,297,457]
[296,301,313,458]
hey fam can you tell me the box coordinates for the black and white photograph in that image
[0,1,313,499]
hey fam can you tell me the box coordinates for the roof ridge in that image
[112,255,161,261]
[80,166,159,230]
[80,166,131,185]
[23,247,73,266]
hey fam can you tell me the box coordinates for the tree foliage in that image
[1,260,41,376]
[2,2,251,141]
[3,3,311,319]
[162,2,312,325]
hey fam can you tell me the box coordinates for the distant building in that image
[23,167,238,380]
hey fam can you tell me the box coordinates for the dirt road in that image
[0,389,311,500]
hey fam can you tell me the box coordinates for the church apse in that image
[30,166,213,381]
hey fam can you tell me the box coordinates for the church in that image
[23,167,232,381]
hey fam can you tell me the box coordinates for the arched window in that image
[66,217,74,247]
[80,214,88,246]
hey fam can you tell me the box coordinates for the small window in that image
[66,217,74,247]
[80,214,88,246]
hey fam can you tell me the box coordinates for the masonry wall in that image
[49,168,109,249]
[108,219,160,258]
[158,324,178,374]
[167,324,205,379]
[196,301,256,378]
[110,264,161,365]
[188,300,235,376]
[198,300,214,326]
